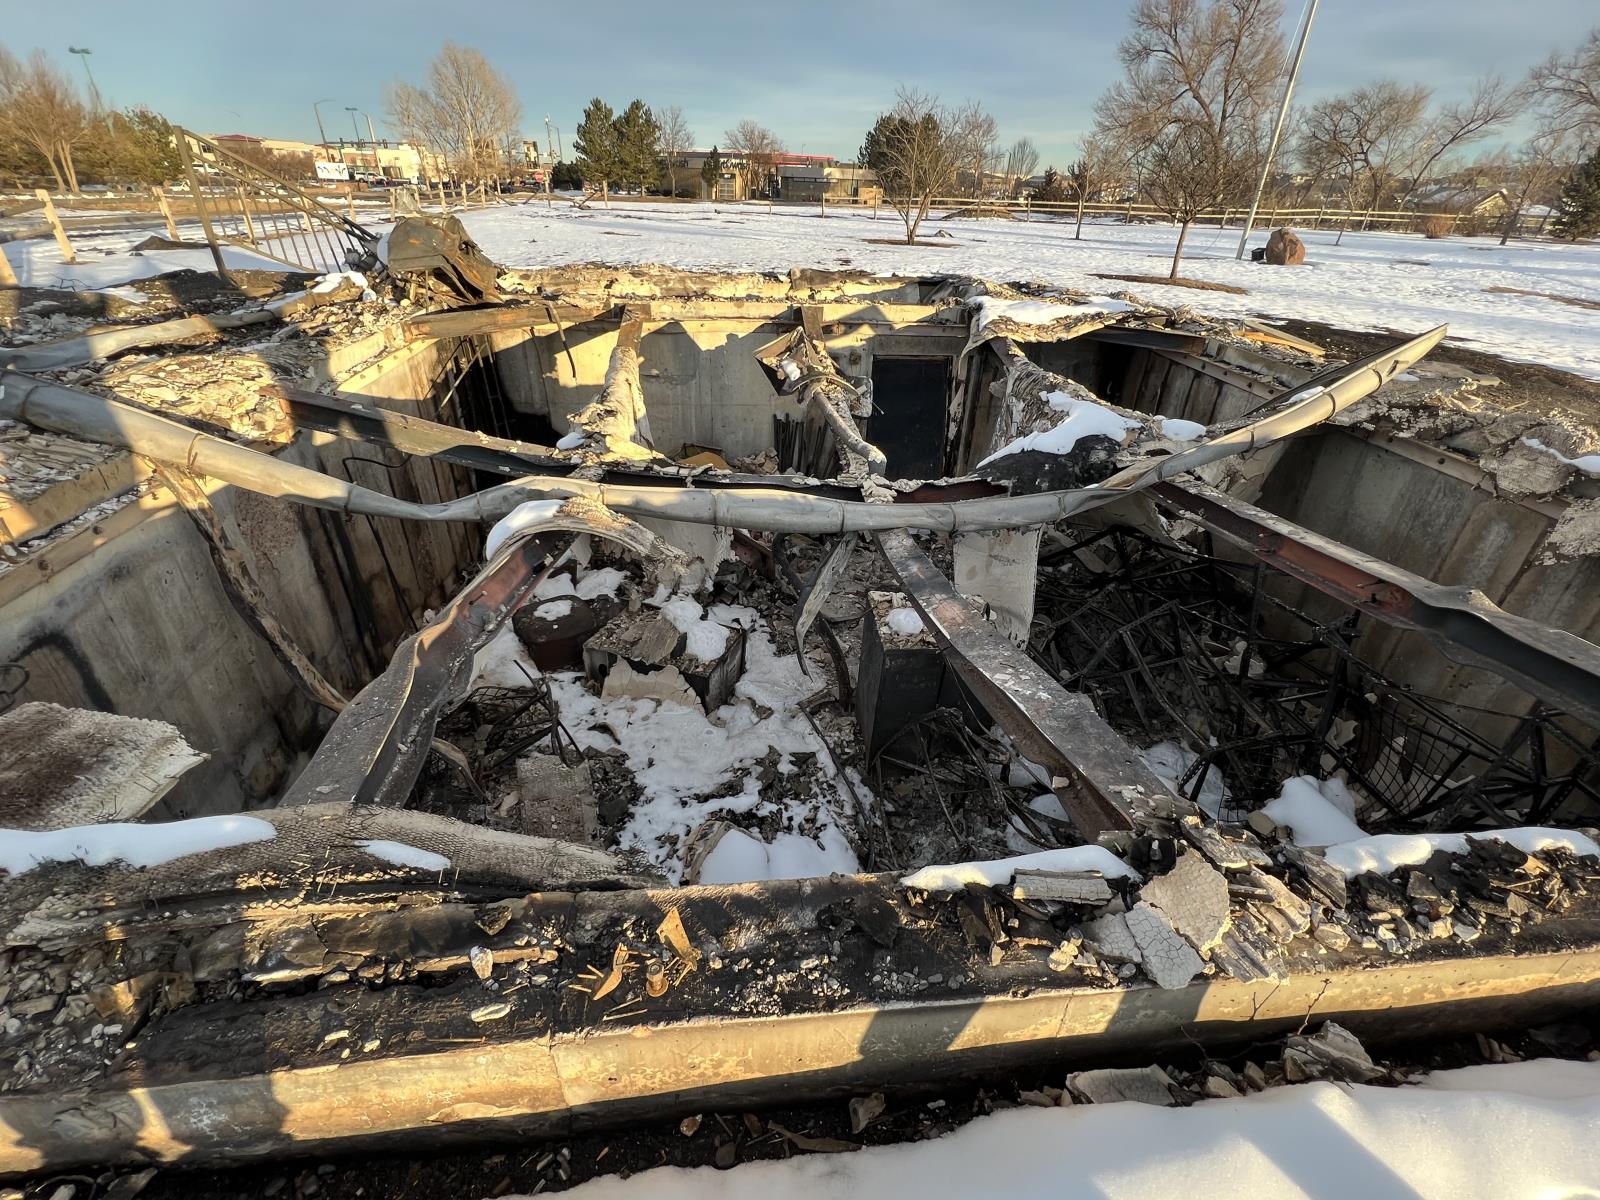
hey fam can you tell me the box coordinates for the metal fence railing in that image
[178,128,380,278]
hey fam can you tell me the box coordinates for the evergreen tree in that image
[699,145,722,196]
[573,98,618,203]
[1554,149,1600,241]
[1032,166,1070,203]
[612,99,660,194]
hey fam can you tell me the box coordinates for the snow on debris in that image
[654,593,731,661]
[695,825,858,885]
[971,295,1135,330]
[355,839,451,873]
[551,1059,1600,1200]
[483,499,566,560]
[1159,417,1207,440]
[885,606,925,637]
[469,575,862,884]
[1262,775,1367,847]
[1323,827,1600,879]
[977,393,1141,467]
[1141,740,1229,819]
[1522,437,1600,475]
[901,845,1137,892]
[0,815,274,875]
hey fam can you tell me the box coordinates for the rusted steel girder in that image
[1152,479,1600,726]
[877,530,1139,837]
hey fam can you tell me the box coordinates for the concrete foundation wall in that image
[0,339,478,817]
[487,306,961,461]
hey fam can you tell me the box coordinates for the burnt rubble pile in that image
[907,786,1600,994]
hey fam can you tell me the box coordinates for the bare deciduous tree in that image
[1068,135,1126,239]
[861,88,964,244]
[1500,127,1577,243]
[948,103,997,198]
[1298,81,1429,238]
[1395,76,1524,208]
[0,47,90,192]
[1092,0,1288,275]
[658,105,694,197]
[1142,117,1256,277]
[386,43,521,187]
[723,119,782,199]
[1526,27,1600,140]
[1003,136,1039,197]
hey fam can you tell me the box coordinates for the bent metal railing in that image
[178,127,380,279]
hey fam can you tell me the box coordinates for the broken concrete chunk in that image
[1138,852,1231,953]
[1067,1065,1179,1106]
[1177,816,1250,870]
[1012,869,1115,905]
[1082,912,1142,964]
[1126,902,1205,989]
[1282,1021,1383,1083]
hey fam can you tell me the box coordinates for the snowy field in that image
[458,200,1600,382]
[551,1058,1600,1200]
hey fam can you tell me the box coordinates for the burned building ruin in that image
[2,215,1600,1176]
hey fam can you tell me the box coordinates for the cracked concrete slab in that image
[1139,851,1232,954]
[1126,901,1206,989]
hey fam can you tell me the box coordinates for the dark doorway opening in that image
[869,356,950,479]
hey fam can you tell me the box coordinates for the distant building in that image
[191,132,444,183]
[778,163,881,204]
[1412,185,1511,218]
[678,149,877,202]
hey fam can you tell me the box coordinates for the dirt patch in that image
[1268,317,1600,424]
[1483,286,1600,311]
[863,238,956,248]
[1092,272,1248,294]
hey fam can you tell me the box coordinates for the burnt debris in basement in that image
[2,219,1600,1178]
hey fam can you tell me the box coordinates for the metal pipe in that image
[0,326,1442,535]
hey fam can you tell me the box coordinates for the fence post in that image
[153,187,179,240]
[0,242,16,287]
[235,188,258,244]
[34,190,76,264]
[346,187,355,219]
[389,189,397,220]
[178,131,230,282]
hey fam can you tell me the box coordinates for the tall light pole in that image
[67,46,100,110]
[1235,0,1318,259]
[313,99,333,149]
[345,106,362,145]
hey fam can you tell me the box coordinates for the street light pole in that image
[313,99,332,149]
[67,47,100,110]
[345,106,362,146]
[1235,0,1318,259]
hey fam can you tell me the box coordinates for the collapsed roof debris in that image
[1,232,1599,1178]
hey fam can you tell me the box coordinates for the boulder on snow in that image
[1264,228,1306,266]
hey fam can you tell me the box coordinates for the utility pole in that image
[345,107,362,146]
[313,99,333,150]
[1235,0,1318,259]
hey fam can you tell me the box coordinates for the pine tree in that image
[612,99,660,195]
[699,145,722,196]
[1554,150,1600,241]
[573,98,618,203]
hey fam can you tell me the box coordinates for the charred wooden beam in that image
[876,529,1138,836]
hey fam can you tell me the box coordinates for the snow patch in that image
[1159,417,1207,440]
[972,295,1135,330]
[1141,741,1229,819]
[902,845,1137,892]
[484,499,565,560]
[885,606,925,637]
[1323,826,1600,879]
[696,825,858,885]
[1522,436,1600,475]
[1263,776,1367,847]
[978,395,1141,466]
[355,839,451,872]
[0,815,274,875]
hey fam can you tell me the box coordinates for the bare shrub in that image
[1420,213,1454,238]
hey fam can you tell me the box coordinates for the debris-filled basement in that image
[3,213,1600,1197]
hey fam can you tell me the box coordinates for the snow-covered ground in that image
[458,200,1600,382]
[549,1058,1600,1200]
